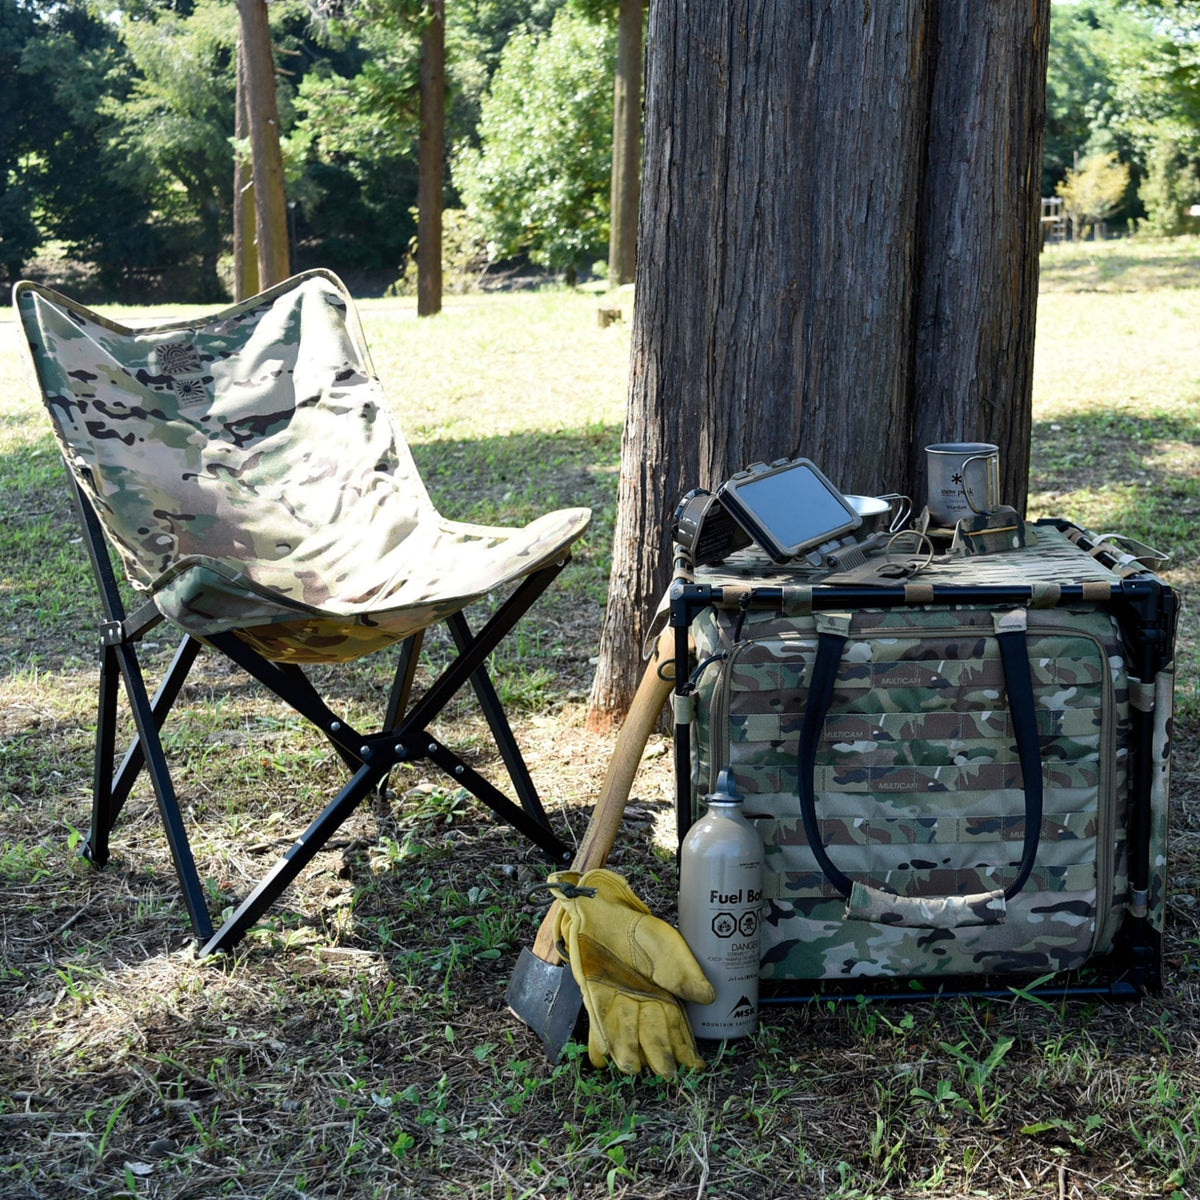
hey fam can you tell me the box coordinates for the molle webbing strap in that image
[1030,582,1062,608]
[796,615,853,898]
[781,586,814,616]
[718,584,752,610]
[992,609,1043,901]
[795,608,1045,927]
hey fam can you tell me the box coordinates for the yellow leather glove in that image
[549,868,716,1076]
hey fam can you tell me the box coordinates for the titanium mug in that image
[924,442,1000,526]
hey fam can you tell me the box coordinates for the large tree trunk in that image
[417,0,445,318]
[588,0,1050,723]
[608,0,643,289]
[237,0,290,290]
[908,3,1049,505]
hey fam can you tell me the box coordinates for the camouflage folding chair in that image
[14,270,590,955]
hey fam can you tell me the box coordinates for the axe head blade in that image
[506,946,585,1061]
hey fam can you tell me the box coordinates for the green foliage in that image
[454,4,615,275]
[284,0,567,273]
[389,207,491,295]
[1046,2,1112,188]
[1046,2,1161,176]
[16,6,161,287]
[1139,135,1193,234]
[445,0,566,158]
[99,0,238,298]
[0,0,47,280]
[0,188,39,285]
[1056,151,1133,237]
[1046,0,1200,224]
[9,0,1200,294]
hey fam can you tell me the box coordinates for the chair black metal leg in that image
[84,643,121,867]
[384,631,424,733]
[109,636,203,818]
[113,639,214,943]
[199,759,388,956]
[422,735,570,862]
[86,635,203,867]
[194,564,573,953]
[403,564,564,733]
[380,631,424,799]
[207,633,366,766]
[446,610,552,828]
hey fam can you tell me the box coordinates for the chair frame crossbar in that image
[70,475,573,956]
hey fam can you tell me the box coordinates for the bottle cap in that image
[708,766,743,806]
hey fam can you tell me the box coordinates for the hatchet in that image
[506,631,675,1059]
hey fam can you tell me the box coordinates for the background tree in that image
[101,0,238,299]
[1,0,47,282]
[574,0,644,287]
[1044,0,1199,230]
[454,6,615,277]
[1123,1,1200,227]
[418,0,446,315]
[234,36,260,300]
[1045,2,1150,185]
[607,0,642,288]
[289,10,421,273]
[1139,134,1193,233]
[300,0,477,308]
[237,0,290,289]
[589,0,1051,719]
[1057,151,1133,238]
[295,0,563,282]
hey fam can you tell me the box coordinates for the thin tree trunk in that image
[608,0,642,289]
[588,0,1050,722]
[237,0,289,290]
[418,0,445,318]
[233,38,259,302]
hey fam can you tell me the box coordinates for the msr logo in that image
[729,995,755,1021]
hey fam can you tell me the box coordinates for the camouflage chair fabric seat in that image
[19,270,589,662]
[15,270,590,954]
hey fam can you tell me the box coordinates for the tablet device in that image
[716,458,860,563]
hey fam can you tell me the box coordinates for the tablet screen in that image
[720,461,858,557]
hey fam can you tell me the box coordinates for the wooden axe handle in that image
[530,631,676,962]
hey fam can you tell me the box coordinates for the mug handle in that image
[959,454,995,515]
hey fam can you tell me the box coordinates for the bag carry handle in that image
[796,609,1044,928]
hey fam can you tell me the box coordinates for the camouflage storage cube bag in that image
[679,521,1176,995]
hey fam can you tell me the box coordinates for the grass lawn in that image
[0,242,1197,1200]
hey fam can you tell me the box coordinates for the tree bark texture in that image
[237,0,290,291]
[588,0,1051,720]
[233,40,259,303]
[908,2,1049,504]
[608,0,644,288]
[418,0,446,318]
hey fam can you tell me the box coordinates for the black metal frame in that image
[71,475,573,956]
[671,518,1177,1001]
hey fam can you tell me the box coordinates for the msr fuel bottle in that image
[678,767,764,1039]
